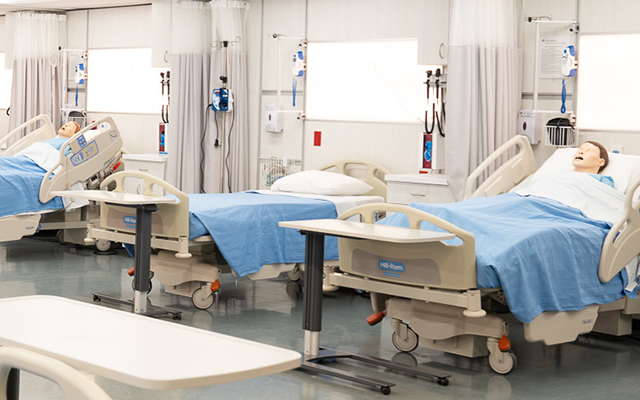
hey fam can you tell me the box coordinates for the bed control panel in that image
[70,140,99,166]
[69,134,87,154]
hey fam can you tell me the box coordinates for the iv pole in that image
[218,41,229,194]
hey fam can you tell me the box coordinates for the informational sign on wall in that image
[539,35,571,79]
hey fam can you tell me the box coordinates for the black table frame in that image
[92,203,181,319]
[296,231,450,395]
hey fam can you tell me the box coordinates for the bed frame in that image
[0,116,124,243]
[326,135,640,374]
[85,160,390,309]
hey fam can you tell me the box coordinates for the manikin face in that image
[573,142,605,174]
[58,121,80,138]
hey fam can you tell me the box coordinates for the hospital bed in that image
[324,135,640,374]
[0,115,124,244]
[84,160,390,309]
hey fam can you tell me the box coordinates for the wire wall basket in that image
[545,118,577,147]
[259,157,302,188]
[61,109,87,128]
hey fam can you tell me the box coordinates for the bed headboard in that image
[464,135,537,200]
[39,117,124,202]
[318,160,391,199]
[0,114,56,156]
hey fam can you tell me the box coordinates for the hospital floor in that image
[2,234,640,400]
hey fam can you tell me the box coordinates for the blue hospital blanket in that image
[378,193,630,324]
[0,155,63,218]
[187,192,339,277]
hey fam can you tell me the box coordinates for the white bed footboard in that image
[0,114,56,155]
[599,174,640,283]
[337,203,476,290]
[39,117,124,203]
[463,135,536,200]
[98,171,191,240]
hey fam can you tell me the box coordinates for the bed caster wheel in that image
[95,239,112,252]
[56,230,66,245]
[93,295,101,302]
[392,327,419,353]
[380,386,391,395]
[287,265,302,281]
[437,377,449,386]
[192,287,215,310]
[172,313,182,320]
[489,351,517,375]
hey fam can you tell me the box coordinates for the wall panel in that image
[88,6,151,49]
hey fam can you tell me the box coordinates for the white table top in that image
[0,296,301,390]
[52,190,176,205]
[279,219,455,243]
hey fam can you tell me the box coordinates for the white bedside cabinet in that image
[385,173,455,204]
[122,154,168,196]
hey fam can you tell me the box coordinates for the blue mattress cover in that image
[0,155,63,218]
[378,193,632,324]
[187,192,338,277]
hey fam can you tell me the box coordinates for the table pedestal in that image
[297,231,450,394]
[93,203,180,320]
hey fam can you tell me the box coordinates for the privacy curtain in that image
[166,0,250,194]
[166,0,212,194]
[8,12,66,133]
[445,0,523,200]
[208,0,250,194]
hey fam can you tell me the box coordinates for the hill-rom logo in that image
[123,215,136,229]
[378,260,405,277]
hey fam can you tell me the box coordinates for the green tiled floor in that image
[1,234,639,399]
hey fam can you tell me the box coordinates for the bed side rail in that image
[98,170,191,240]
[463,135,536,200]
[319,159,391,199]
[39,117,124,203]
[0,114,56,155]
[337,203,477,290]
[599,174,640,283]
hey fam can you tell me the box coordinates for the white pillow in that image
[535,147,640,193]
[271,170,373,196]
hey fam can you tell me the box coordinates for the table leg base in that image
[299,360,395,395]
[299,347,451,394]
[92,293,182,320]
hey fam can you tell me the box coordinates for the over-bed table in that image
[0,295,301,399]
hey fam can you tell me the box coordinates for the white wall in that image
[252,0,640,189]
[255,0,424,186]
[522,0,640,166]
[0,16,9,134]
[1,0,638,185]
[81,5,161,154]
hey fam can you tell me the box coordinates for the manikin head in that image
[58,121,81,138]
[573,141,609,174]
